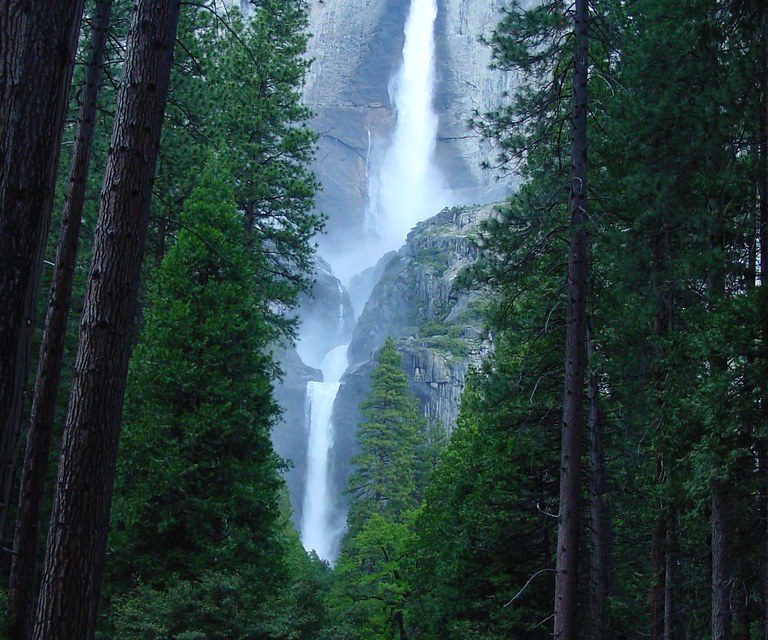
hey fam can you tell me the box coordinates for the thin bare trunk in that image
[709,179,731,640]
[758,12,768,640]
[664,511,677,640]
[554,0,589,638]
[31,1,181,638]
[651,514,666,640]
[587,319,609,640]
[6,2,113,637]
[712,482,733,640]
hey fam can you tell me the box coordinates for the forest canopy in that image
[0,0,766,639]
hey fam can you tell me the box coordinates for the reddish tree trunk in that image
[587,320,610,640]
[650,515,667,640]
[712,482,733,640]
[0,0,88,542]
[664,511,677,640]
[554,0,589,638]
[6,2,113,637]
[31,1,181,638]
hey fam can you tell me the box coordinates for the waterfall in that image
[298,0,449,561]
[300,342,348,561]
[366,0,451,256]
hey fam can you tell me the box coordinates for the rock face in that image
[328,203,496,506]
[273,203,496,531]
[259,0,521,537]
[295,256,355,369]
[304,0,517,256]
[341,203,494,425]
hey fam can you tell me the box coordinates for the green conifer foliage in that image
[105,161,283,629]
[346,339,427,533]
[215,1,321,301]
[328,339,428,640]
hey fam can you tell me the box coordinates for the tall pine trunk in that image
[649,226,672,640]
[554,0,589,637]
[712,482,733,640]
[758,10,768,640]
[0,0,88,541]
[587,319,610,640]
[6,2,113,636]
[31,1,181,638]
[664,510,677,640]
[708,181,731,639]
[651,514,667,640]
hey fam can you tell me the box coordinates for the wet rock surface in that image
[272,346,322,529]
[303,0,517,255]
[273,203,497,527]
[327,203,496,516]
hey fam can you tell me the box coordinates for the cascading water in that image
[299,0,449,561]
[301,343,348,561]
[365,0,451,256]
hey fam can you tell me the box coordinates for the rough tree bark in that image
[647,212,675,639]
[708,190,732,640]
[664,510,677,640]
[6,2,114,637]
[0,0,88,542]
[587,319,610,640]
[712,482,733,640]
[31,1,181,638]
[759,10,768,640]
[553,0,589,638]
[650,514,667,640]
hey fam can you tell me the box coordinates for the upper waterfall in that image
[366,0,451,254]
[327,0,452,283]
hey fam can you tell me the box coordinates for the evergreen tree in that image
[214,0,321,338]
[149,0,321,337]
[346,338,426,532]
[409,223,565,640]
[106,161,282,601]
[329,339,428,640]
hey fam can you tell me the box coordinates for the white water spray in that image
[300,343,348,561]
[369,0,451,255]
[327,0,451,283]
[299,0,450,559]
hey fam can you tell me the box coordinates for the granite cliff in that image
[247,0,513,543]
[271,203,496,527]
[325,204,495,528]
[303,0,516,256]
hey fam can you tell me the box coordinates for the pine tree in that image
[213,0,321,338]
[346,338,426,532]
[32,1,181,636]
[109,159,281,582]
[330,339,427,640]
[105,159,284,635]
[555,1,589,636]
[147,0,321,335]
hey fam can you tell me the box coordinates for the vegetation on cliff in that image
[1,0,767,639]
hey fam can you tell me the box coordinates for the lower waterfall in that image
[300,343,349,561]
